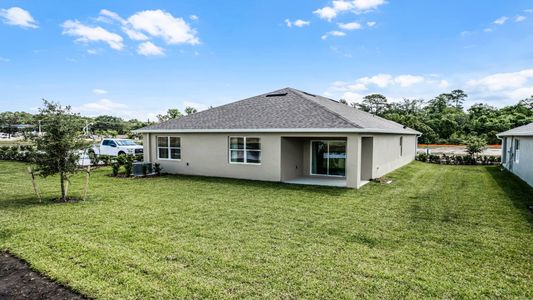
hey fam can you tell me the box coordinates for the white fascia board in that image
[497,132,533,137]
[133,128,421,135]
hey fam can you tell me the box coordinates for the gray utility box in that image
[132,162,153,176]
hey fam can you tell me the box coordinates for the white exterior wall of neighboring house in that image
[142,131,417,188]
[501,136,533,187]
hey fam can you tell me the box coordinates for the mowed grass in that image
[0,161,532,299]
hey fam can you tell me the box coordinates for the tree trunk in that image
[60,172,66,201]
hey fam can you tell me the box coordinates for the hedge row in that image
[416,153,501,165]
[0,145,36,162]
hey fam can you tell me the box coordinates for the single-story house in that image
[497,122,533,187]
[135,88,420,188]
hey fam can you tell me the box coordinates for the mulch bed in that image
[0,252,86,299]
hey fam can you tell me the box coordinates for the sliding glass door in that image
[311,141,346,176]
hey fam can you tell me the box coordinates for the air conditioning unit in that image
[132,162,153,176]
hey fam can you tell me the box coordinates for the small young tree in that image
[464,136,487,158]
[32,100,88,201]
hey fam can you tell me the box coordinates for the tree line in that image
[342,91,532,144]
[0,107,198,138]
[1,94,531,144]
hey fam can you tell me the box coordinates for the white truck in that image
[90,138,143,156]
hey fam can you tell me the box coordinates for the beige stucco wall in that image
[360,137,373,180]
[142,132,416,188]
[502,136,533,187]
[145,133,282,182]
[370,134,417,178]
[280,137,304,181]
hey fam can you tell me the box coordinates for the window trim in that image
[309,140,347,178]
[157,136,182,161]
[400,136,403,157]
[514,139,520,164]
[228,136,262,165]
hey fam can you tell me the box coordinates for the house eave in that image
[133,128,421,135]
[496,133,533,137]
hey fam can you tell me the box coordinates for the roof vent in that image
[303,92,316,97]
[265,93,288,97]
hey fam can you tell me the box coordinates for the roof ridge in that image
[288,88,362,128]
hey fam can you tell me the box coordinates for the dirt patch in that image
[0,252,86,299]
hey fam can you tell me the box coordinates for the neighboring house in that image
[497,122,533,187]
[135,88,420,188]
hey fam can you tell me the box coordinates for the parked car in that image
[0,133,8,139]
[90,138,143,156]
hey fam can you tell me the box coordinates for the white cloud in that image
[294,19,311,27]
[62,20,124,50]
[342,91,365,102]
[367,21,376,27]
[314,0,386,21]
[484,28,493,32]
[508,87,533,100]
[128,9,199,45]
[353,0,386,11]
[338,22,361,30]
[394,75,425,87]
[94,9,200,49]
[0,56,9,62]
[285,19,311,27]
[0,7,38,29]
[93,89,107,95]
[97,9,148,41]
[358,73,393,88]
[99,9,126,25]
[467,69,533,91]
[314,6,339,21]
[325,69,533,107]
[525,9,533,13]
[321,30,346,40]
[122,27,149,41]
[137,41,165,56]
[76,99,127,112]
[515,15,526,22]
[493,16,508,25]
[87,49,98,55]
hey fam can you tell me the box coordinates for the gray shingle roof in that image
[497,122,533,137]
[136,88,420,134]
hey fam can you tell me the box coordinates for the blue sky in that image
[0,0,532,120]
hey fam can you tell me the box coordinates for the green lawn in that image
[0,161,531,299]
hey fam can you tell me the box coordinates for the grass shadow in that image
[0,196,82,210]
[486,166,533,224]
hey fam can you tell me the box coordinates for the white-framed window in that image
[229,137,261,164]
[157,136,181,160]
[514,139,520,163]
[400,136,403,157]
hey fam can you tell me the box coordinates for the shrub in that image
[154,163,162,175]
[112,163,120,177]
[100,155,112,166]
[417,153,500,166]
[124,156,134,177]
[116,155,127,166]
[464,136,487,157]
